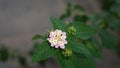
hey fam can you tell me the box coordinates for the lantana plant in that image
[32,18,102,68]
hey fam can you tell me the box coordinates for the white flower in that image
[47,29,67,49]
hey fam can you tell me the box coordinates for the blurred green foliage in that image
[0,0,120,68]
[18,56,27,66]
[32,0,120,68]
[0,45,9,62]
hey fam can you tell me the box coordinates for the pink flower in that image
[47,29,67,49]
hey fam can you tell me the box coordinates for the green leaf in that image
[73,15,88,22]
[60,14,69,20]
[115,43,120,54]
[32,34,45,40]
[89,12,108,29]
[66,8,72,17]
[67,37,92,58]
[109,18,120,31]
[89,14,103,29]
[116,0,120,4]
[85,40,104,60]
[32,41,57,63]
[100,30,115,49]
[56,52,78,68]
[67,1,72,8]
[77,58,95,68]
[69,22,96,39]
[102,0,115,11]
[18,56,27,66]
[76,25,96,39]
[50,18,67,31]
[0,46,9,62]
[91,37,104,59]
[111,3,120,12]
[60,8,71,20]
[60,2,72,20]
[74,5,85,12]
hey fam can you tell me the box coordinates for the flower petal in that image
[55,29,62,36]
[60,45,65,49]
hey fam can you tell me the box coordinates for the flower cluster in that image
[47,29,67,49]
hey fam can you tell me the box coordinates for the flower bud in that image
[68,26,76,35]
[62,48,72,57]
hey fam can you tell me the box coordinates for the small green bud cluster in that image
[62,48,72,57]
[68,26,76,35]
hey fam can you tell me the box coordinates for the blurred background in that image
[0,0,120,68]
